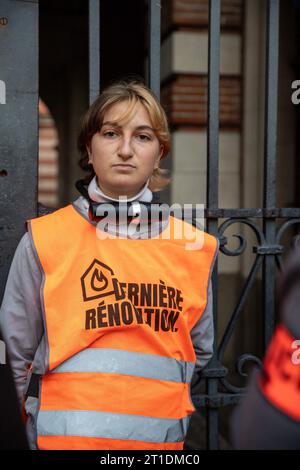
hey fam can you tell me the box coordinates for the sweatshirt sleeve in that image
[190,279,214,371]
[0,232,44,407]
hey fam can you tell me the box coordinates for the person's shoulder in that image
[37,202,59,217]
[180,218,218,245]
[170,216,219,252]
[204,231,219,246]
[14,231,32,256]
[29,203,72,224]
[9,231,41,274]
[26,204,76,245]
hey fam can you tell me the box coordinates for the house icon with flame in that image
[81,259,116,302]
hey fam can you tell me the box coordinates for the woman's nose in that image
[118,137,133,159]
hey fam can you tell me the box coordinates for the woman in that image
[0,80,218,450]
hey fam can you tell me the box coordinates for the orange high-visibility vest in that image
[28,204,218,450]
[260,324,300,422]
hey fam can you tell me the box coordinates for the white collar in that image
[88,176,153,203]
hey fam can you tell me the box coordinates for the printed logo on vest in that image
[81,259,116,301]
[81,258,184,333]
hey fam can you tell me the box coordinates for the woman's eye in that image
[137,134,151,141]
[103,131,117,138]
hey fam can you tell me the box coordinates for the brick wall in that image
[161,74,242,128]
[162,0,244,35]
[161,0,244,131]
[38,100,59,208]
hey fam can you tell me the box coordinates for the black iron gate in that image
[0,0,298,450]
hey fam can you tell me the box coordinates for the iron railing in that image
[191,0,300,450]
[1,0,299,451]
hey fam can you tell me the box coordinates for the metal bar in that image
[264,0,279,210]
[192,393,247,409]
[208,208,300,218]
[0,0,39,303]
[194,208,300,219]
[148,0,161,99]
[263,0,280,348]
[206,0,221,451]
[89,0,100,105]
[207,0,220,213]
[218,255,264,360]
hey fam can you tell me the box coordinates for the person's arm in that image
[0,326,29,449]
[190,280,214,372]
[0,232,44,408]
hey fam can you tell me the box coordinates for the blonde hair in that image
[77,80,171,192]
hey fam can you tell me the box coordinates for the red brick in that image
[161,74,242,128]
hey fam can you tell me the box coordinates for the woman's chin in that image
[102,179,147,198]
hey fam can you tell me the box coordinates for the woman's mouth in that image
[113,164,135,170]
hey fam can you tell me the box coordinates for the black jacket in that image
[231,246,300,449]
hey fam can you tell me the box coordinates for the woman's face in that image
[87,100,163,198]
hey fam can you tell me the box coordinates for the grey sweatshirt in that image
[0,178,215,409]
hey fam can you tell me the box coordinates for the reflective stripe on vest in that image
[28,205,219,449]
[37,410,189,443]
[52,347,195,383]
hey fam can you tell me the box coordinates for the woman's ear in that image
[155,145,164,169]
[159,144,164,158]
[86,144,92,164]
